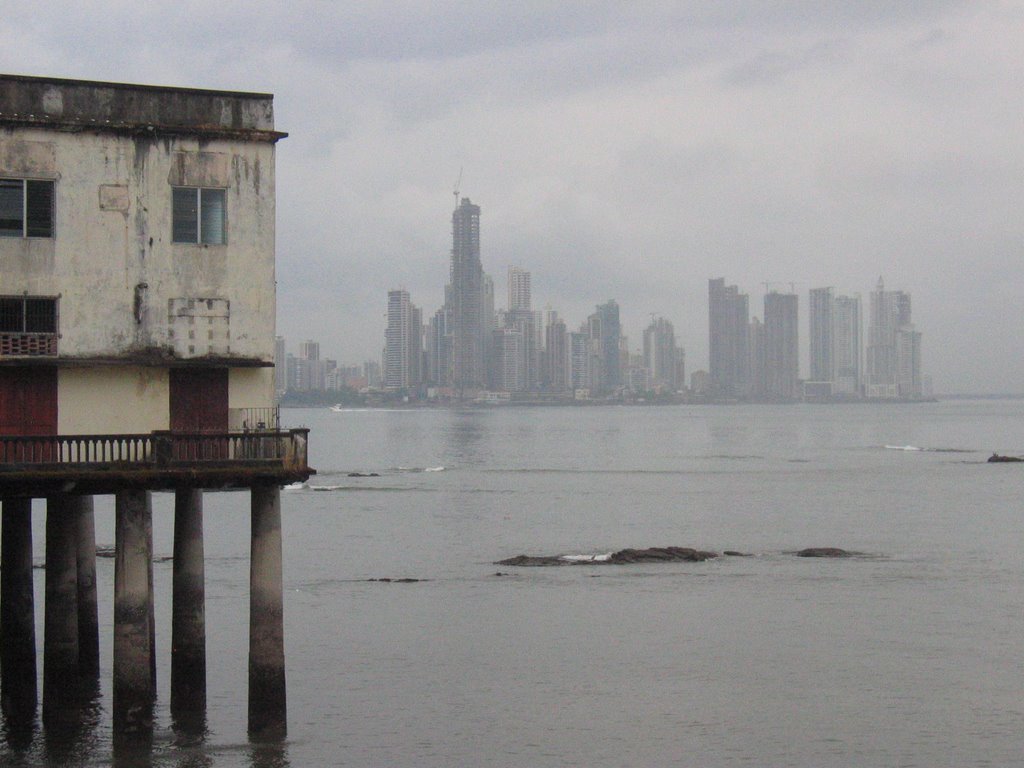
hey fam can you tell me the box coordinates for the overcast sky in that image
[3,2,1022,393]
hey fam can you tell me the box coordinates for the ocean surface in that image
[3,400,1024,767]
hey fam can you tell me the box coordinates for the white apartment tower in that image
[384,289,422,391]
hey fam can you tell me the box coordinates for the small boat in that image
[330,404,345,412]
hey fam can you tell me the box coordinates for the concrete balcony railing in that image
[0,429,313,496]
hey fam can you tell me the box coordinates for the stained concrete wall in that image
[58,367,169,434]
[56,367,276,434]
[0,129,277,363]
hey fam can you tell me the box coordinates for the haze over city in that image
[3,2,1022,393]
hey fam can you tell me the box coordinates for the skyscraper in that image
[508,266,531,311]
[588,300,621,393]
[748,317,765,399]
[543,313,570,391]
[708,278,750,398]
[642,316,678,390]
[384,289,422,391]
[832,294,862,396]
[808,287,834,384]
[448,198,485,392]
[764,291,799,400]
[867,278,920,398]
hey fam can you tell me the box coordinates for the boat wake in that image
[883,445,977,453]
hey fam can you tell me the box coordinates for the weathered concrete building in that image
[1,74,283,432]
[0,74,310,744]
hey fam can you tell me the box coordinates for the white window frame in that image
[0,178,55,238]
[172,186,227,245]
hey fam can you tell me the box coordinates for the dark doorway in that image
[0,367,58,435]
[169,369,228,433]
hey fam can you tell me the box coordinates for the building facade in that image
[763,291,799,400]
[447,198,485,392]
[708,278,750,398]
[384,289,422,391]
[642,316,678,391]
[0,75,282,436]
[866,277,921,398]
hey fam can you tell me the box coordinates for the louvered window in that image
[0,179,55,238]
[172,187,226,244]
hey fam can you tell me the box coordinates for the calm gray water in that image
[4,401,1024,766]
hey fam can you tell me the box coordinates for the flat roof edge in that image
[0,73,274,101]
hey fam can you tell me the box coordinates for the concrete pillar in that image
[113,490,155,733]
[74,496,100,678]
[1,497,37,722]
[248,485,286,739]
[43,495,79,722]
[171,488,206,722]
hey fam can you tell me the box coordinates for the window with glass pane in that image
[0,180,23,236]
[173,186,225,244]
[173,187,199,242]
[200,188,225,244]
[0,179,54,237]
[0,296,57,332]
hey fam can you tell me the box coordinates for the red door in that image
[0,367,57,462]
[169,368,229,460]
[169,368,229,432]
[0,367,58,435]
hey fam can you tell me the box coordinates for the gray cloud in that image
[1,0,1020,391]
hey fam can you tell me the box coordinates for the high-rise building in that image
[426,306,450,386]
[543,314,570,391]
[569,331,590,390]
[448,197,485,392]
[832,294,862,396]
[490,327,524,392]
[808,287,834,384]
[588,300,621,393]
[748,317,765,398]
[807,287,862,397]
[764,291,799,400]
[642,316,678,390]
[384,289,422,391]
[505,308,539,391]
[866,277,920,398]
[508,266,531,311]
[708,278,750,398]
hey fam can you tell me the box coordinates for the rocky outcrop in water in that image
[794,548,857,558]
[496,547,718,567]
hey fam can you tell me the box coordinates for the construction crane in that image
[453,167,462,207]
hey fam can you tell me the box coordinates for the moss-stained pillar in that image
[74,496,100,678]
[1,497,37,721]
[113,490,154,733]
[43,495,79,723]
[171,488,206,720]
[248,485,286,739]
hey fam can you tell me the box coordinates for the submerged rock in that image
[794,547,857,558]
[607,547,717,563]
[988,454,1024,463]
[494,555,570,567]
[496,547,718,567]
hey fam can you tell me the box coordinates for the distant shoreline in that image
[280,397,961,410]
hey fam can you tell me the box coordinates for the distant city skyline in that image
[279,196,928,401]
[42,4,1016,394]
